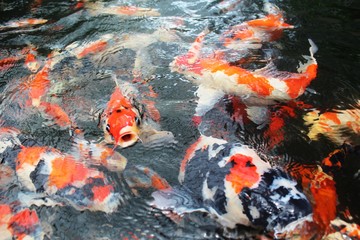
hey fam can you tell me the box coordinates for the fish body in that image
[170,29,317,120]
[222,11,294,50]
[15,145,122,213]
[304,103,360,144]
[152,136,312,235]
[0,18,47,31]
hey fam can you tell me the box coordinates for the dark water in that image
[0,0,359,239]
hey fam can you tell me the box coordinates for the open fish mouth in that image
[116,128,139,148]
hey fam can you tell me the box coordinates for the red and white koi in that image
[170,28,318,120]
[152,136,312,236]
[304,102,360,144]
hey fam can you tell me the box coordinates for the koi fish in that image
[170,28,318,121]
[0,127,21,154]
[123,165,170,195]
[303,102,360,145]
[65,34,115,59]
[221,3,294,50]
[0,18,47,31]
[100,73,175,148]
[71,131,128,172]
[0,204,43,240]
[38,102,72,130]
[151,136,312,236]
[23,47,41,73]
[0,55,23,72]
[85,2,160,17]
[326,218,360,239]
[15,145,123,213]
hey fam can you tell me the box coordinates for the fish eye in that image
[135,117,141,125]
[116,109,121,113]
[106,124,110,132]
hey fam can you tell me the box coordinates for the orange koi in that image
[304,102,360,144]
[100,84,141,148]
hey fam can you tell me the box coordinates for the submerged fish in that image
[170,28,318,121]
[303,102,360,145]
[85,2,160,17]
[221,3,294,50]
[14,145,123,213]
[0,18,47,31]
[151,136,312,236]
[0,204,44,240]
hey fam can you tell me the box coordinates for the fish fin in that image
[139,124,177,147]
[150,187,206,215]
[123,165,171,195]
[18,191,62,208]
[245,105,270,128]
[308,39,318,59]
[195,85,224,117]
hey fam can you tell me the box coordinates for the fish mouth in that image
[116,126,139,148]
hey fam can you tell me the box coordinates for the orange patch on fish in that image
[16,146,48,170]
[285,64,317,99]
[27,65,51,106]
[0,56,21,71]
[200,58,274,96]
[310,171,337,230]
[49,156,89,189]
[180,137,204,174]
[151,174,170,190]
[77,40,108,58]
[92,185,113,202]
[115,6,139,15]
[8,209,40,240]
[225,154,260,194]
[321,112,341,125]
[142,99,161,122]
[322,149,342,168]
[247,14,293,29]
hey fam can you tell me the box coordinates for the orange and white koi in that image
[38,102,72,130]
[0,204,43,240]
[15,145,122,213]
[65,34,115,59]
[85,2,160,17]
[170,29,318,119]
[100,73,175,148]
[0,18,47,31]
[221,4,294,49]
[152,136,312,235]
[304,102,360,144]
[100,76,142,148]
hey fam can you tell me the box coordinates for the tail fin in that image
[308,39,318,59]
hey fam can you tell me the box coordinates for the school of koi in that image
[0,0,359,239]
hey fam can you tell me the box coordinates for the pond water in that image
[0,0,359,239]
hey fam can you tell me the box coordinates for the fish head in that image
[239,168,312,234]
[102,107,141,148]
